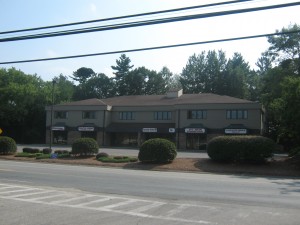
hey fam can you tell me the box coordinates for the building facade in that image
[45,90,265,150]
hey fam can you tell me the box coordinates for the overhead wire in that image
[1,29,299,64]
[0,0,256,35]
[0,1,299,42]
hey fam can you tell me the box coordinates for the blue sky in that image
[1,0,299,81]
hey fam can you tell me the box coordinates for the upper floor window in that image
[154,111,171,120]
[54,111,68,119]
[188,110,207,119]
[82,111,96,119]
[119,112,135,120]
[226,110,248,119]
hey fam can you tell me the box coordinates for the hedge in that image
[71,138,99,156]
[138,138,177,163]
[0,136,17,155]
[207,135,275,164]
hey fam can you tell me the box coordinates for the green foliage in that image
[42,148,52,154]
[71,138,99,156]
[96,152,109,160]
[138,138,177,163]
[54,150,69,154]
[207,136,275,163]
[289,147,300,157]
[23,148,40,153]
[70,67,95,83]
[97,156,138,163]
[0,136,17,154]
[36,154,51,159]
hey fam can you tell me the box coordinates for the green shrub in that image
[54,150,69,154]
[207,135,275,164]
[98,156,138,163]
[71,138,99,156]
[96,152,109,160]
[15,152,34,157]
[57,153,71,158]
[22,148,40,154]
[289,146,300,157]
[0,136,17,155]
[138,138,177,163]
[36,154,51,159]
[42,148,52,154]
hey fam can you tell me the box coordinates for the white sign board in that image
[185,128,206,133]
[169,128,176,133]
[78,127,95,132]
[142,128,157,133]
[225,129,247,134]
[52,126,65,131]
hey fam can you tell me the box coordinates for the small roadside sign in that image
[0,128,2,135]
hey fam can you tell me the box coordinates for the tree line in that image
[0,24,299,150]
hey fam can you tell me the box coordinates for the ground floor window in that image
[111,133,138,147]
[186,133,207,150]
[81,131,97,140]
[53,131,67,144]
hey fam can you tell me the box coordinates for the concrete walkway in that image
[17,144,209,159]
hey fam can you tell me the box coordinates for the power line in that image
[0,1,299,42]
[1,30,299,65]
[0,0,254,35]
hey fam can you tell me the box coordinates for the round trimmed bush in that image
[138,138,177,163]
[96,152,109,160]
[207,135,275,163]
[0,136,17,155]
[71,138,99,156]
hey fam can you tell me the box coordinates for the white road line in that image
[0,186,15,190]
[0,188,38,194]
[101,199,137,209]
[130,201,165,213]
[9,190,54,198]
[74,197,111,207]
[165,204,190,217]
[0,182,213,224]
[50,195,93,204]
[29,193,67,201]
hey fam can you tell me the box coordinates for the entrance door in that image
[186,133,206,150]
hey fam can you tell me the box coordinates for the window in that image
[82,111,96,119]
[154,111,171,120]
[226,110,248,119]
[188,110,207,119]
[54,111,68,119]
[119,112,135,120]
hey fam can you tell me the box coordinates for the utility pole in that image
[49,79,56,150]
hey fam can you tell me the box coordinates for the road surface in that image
[0,160,299,225]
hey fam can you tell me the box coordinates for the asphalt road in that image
[0,160,300,225]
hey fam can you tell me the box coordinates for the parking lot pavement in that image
[17,145,208,159]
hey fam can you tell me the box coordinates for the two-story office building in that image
[45,90,264,150]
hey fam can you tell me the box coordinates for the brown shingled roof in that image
[56,93,254,107]
[57,98,107,106]
[102,93,253,106]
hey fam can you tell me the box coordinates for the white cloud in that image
[46,49,59,58]
[89,3,97,13]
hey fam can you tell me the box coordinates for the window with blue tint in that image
[54,111,68,119]
[226,110,248,119]
[188,110,207,119]
[119,112,135,120]
[154,111,171,120]
[82,111,96,119]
